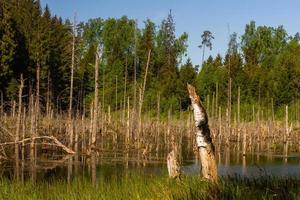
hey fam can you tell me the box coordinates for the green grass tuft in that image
[0,174,299,199]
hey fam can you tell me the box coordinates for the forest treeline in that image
[0,0,299,116]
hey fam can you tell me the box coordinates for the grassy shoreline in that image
[0,174,299,200]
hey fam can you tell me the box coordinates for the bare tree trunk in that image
[74,112,79,154]
[123,55,128,120]
[15,74,24,181]
[156,93,160,154]
[21,107,26,182]
[102,62,105,113]
[35,63,40,150]
[187,84,217,182]
[284,105,289,159]
[212,92,215,119]
[126,97,130,144]
[167,143,181,179]
[16,74,24,144]
[68,13,76,148]
[215,82,218,118]
[46,71,50,118]
[138,49,151,141]
[21,107,26,155]
[91,46,100,150]
[242,128,246,156]
[29,94,36,183]
[237,86,240,152]
[115,76,118,111]
[271,98,274,122]
[133,19,138,115]
[218,107,222,147]
[36,63,40,116]
[228,78,232,140]
[88,101,94,153]
[12,100,16,117]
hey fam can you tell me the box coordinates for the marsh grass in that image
[0,174,299,200]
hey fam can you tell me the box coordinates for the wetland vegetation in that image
[0,0,300,199]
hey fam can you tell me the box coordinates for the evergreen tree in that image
[0,1,17,99]
[178,58,196,109]
[199,30,214,64]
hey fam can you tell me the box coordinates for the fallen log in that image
[0,136,75,154]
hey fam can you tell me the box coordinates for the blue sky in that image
[40,0,300,66]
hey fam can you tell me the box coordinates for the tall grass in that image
[0,174,299,200]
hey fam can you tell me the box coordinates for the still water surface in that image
[1,149,299,182]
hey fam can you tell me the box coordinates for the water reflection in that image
[1,146,300,183]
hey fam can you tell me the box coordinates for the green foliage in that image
[0,0,298,117]
[178,58,196,109]
[197,21,300,116]
[0,1,17,97]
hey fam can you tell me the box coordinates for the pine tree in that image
[178,58,196,109]
[0,1,17,99]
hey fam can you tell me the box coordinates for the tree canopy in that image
[0,2,299,116]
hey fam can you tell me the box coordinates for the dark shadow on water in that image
[1,147,300,183]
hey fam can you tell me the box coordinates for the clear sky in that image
[40,0,300,66]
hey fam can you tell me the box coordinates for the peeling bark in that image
[187,84,218,182]
[167,146,181,179]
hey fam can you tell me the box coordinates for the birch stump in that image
[167,149,181,178]
[187,84,218,182]
[167,135,181,179]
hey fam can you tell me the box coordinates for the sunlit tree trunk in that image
[91,46,100,150]
[187,84,217,182]
[138,49,151,137]
[68,14,76,148]
[167,134,181,179]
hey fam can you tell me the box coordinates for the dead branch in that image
[0,136,75,154]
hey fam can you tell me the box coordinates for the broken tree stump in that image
[187,83,218,182]
[167,146,181,179]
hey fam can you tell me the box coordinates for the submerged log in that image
[187,84,218,182]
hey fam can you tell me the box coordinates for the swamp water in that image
[1,143,300,183]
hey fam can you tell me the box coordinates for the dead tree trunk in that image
[91,46,100,150]
[16,74,24,145]
[138,49,151,141]
[167,150,181,178]
[15,74,24,181]
[187,84,218,182]
[68,13,76,148]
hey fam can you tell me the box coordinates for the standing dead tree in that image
[91,46,100,150]
[16,75,24,146]
[167,135,181,179]
[187,84,217,182]
[68,13,76,148]
[137,49,151,142]
[167,150,181,178]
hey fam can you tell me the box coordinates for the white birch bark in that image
[187,84,218,182]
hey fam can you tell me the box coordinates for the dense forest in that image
[0,0,299,117]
